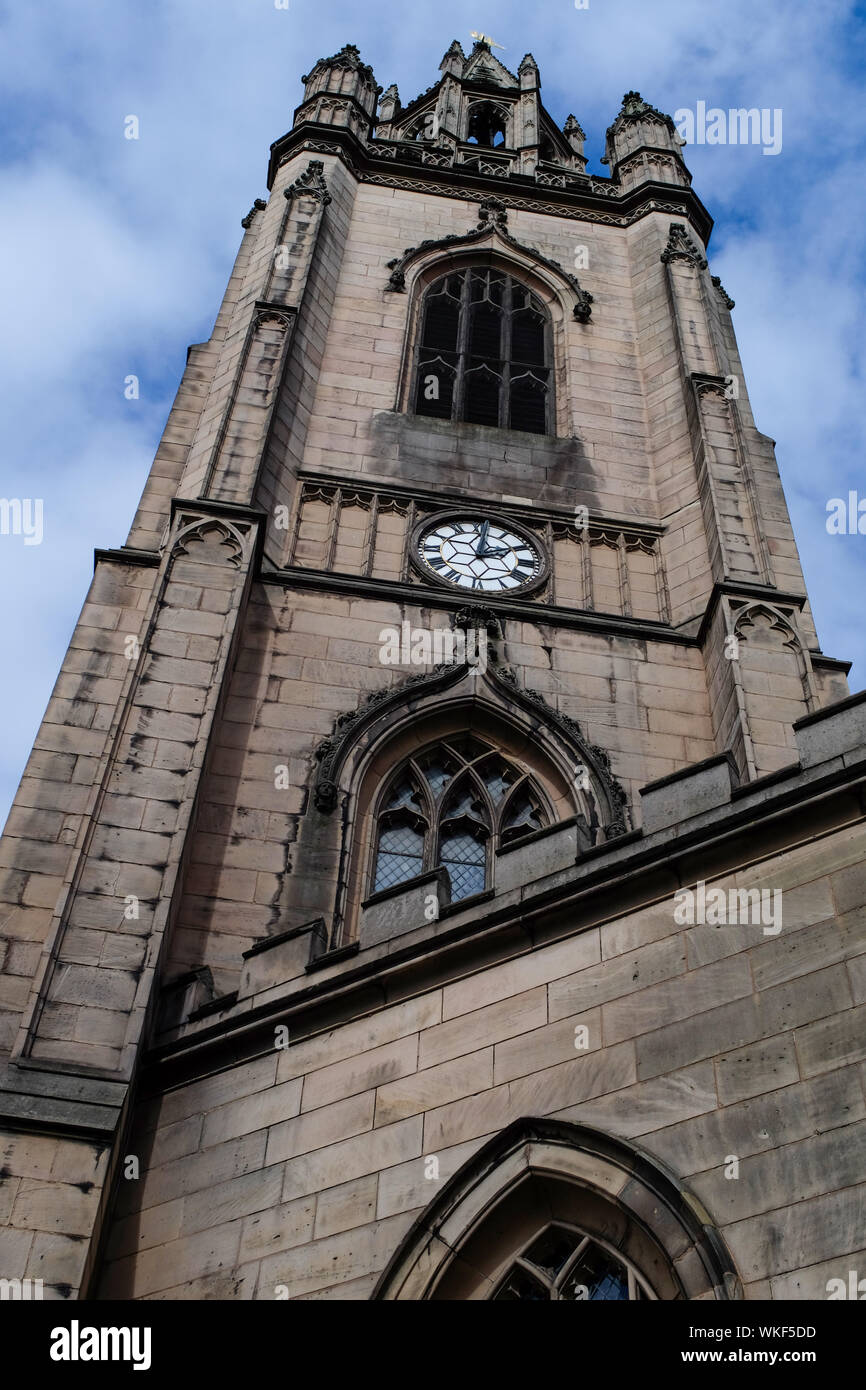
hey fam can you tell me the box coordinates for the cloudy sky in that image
[0,0,864,826]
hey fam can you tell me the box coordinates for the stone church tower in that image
[1,39,864,1303]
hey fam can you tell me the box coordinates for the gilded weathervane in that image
[470,30,506,49]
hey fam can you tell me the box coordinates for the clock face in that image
[416,516,543,593]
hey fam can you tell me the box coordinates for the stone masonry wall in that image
[100,817,866,1299]
[166,581,714,997]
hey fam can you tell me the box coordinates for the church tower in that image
[1,39,864,1303]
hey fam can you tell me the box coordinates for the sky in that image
[0,0,864,828]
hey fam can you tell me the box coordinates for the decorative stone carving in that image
[451,605,502,635]
[285,159,332,205]
[312,661,629,836]
[491,668,629,836]
[313,664,458,811]
[478,197,508,232]
[302,43,376,85]
[253,307,294,331]
[661,221,708,268]
[712,275,735,309]
[733,602,799,648]
[171,518,246,569]
[692,373,730,399]
[290,139,699,234]
[384,203,593,321]
[241,197,267,229]
[608,90,677,134]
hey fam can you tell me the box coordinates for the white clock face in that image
[417,518,542,592]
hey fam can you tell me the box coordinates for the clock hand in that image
[476,521,490,556]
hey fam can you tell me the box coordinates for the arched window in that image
[413,268,552,435]
[371,736,549,902]
[492,1224,651,1300]
[373,1118,742,1301]
[466,102,508,147]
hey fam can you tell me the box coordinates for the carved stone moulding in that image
[171,516,249,569]
[284,158,332,205]
[660,221,707,269]
[312,660,630,838]
[241,197,267,229]
[384,200,593,321]
[712,275,735,309]
[278,137,706,240]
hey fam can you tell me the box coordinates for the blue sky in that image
[1,0,864,827]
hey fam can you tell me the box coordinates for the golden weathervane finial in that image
[470,30,505,50]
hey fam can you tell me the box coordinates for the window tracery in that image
[372,736,549,901]
[414,268,552,434]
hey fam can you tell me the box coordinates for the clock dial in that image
[416,517,543,592]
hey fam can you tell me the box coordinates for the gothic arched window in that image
[492,1224,651,1300]
[413,268,553,435]
[371,737,549,902]
[466,102,508,147]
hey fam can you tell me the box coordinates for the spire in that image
[378,83,401,124]
[301,43,376,85]
[518,53,539,90]
[563,114,587,171]
[295,41,381,137]
[439,39,466,77]
[602,90,690,191]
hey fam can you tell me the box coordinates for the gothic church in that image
[1,38,864,1301]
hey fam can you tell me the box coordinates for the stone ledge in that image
[360,869,451,949]
[640,752,739,834]
[0,1061,125,1141]
[794,690,866,769]
[239,918,328,998]
[495,815,593,894]
[93,546,161,570]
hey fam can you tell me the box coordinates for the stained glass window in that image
[492,1224,649,1301]
[414,269,553,435]
[371,737,551,903]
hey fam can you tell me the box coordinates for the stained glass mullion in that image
[452,270,471,422]
[515,1258,554,1293]
[555,1235,592,1292]
[500,274,513,429]
[497,776,533,839]
[543,311,554,433]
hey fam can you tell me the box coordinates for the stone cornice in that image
[293,470,667,536]
[0,1059,126,1142]
[260,565,691,645]
[266,124,714,244]
[94,546,161,570]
